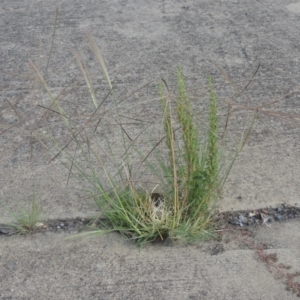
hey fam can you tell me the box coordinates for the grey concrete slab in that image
[1,0,300,220]
[1,222,300,299]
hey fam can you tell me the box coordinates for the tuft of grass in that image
[29,35,243,246]
[67,67,222,245]
[5,196,42,234]
[153,68,222,242]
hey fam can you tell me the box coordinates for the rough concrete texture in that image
[1,220,300,299]
[1,0,300,299]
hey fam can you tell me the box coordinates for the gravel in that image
[1,204,299,237]
[216,204,300,229]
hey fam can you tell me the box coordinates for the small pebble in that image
[274,214,282,221]
[230,217,239,225]
[56,226,61,229]
[247,218,255,226]
[238,214,246,222]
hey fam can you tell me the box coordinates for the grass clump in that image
[73,68,222,245]
[104,69,222,244]
[74,68,223,245]
[29,36,237,245]
[5,196,42,234]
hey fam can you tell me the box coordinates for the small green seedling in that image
[6,196,42,235]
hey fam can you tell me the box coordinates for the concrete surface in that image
[0,220,300,299]
[1,0,300,299]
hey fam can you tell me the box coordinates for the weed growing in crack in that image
[5,196,42,234]
[27,34,248,246]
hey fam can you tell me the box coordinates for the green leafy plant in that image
[29,34,244,245]
[5,196,42,234]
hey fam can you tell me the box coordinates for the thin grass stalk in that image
[85,32,112,90]
[159,84,174,175]
[207,75,218,185]
[159,82,180,222]
[46,6,59,71]
[29,60,70,128]
[73,51,98,108]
